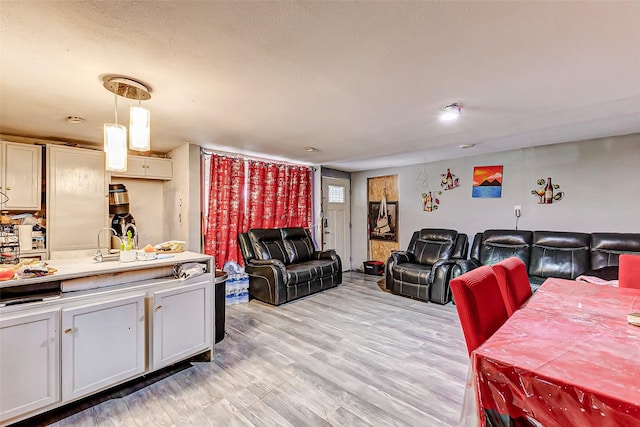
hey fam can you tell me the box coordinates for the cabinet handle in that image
[5,187,10,191]
[64,328,73,334]
[155,305,162,311]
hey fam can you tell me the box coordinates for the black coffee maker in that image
[109,184,136,238]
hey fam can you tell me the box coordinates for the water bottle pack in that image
[223,261,249,305]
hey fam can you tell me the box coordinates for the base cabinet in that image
[0,273,213,426]
[150,279,212,369]
[0,308,60,423]
[61,293,146,401]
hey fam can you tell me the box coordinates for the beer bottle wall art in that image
[440,168,461,191]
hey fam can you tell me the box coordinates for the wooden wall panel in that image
[367,175,399,262]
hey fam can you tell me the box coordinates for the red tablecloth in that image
[473,278,640,427]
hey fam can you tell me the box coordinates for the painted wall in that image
[351,133,640,270]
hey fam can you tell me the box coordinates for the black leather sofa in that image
[385,228,469,304]
[238,227,342,305]
[452,229,640,290]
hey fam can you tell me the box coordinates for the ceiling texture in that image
[1,1,639,172]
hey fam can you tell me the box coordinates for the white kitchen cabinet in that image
[47,145,109,254]
[111,156,172,180]
[0,308,60,423]
[61,293,146,401]
[0,141,42,211]
[150,278,212,369]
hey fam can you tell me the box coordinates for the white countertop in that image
[0,251,213,289]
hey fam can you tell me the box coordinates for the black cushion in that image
[281,227,315,263]
[410,229,458,265]
[478,229,533,267]
[529,231,590,280]
[391,262,431,285]
[286,259,338,285]
[590,233,640,270]
[248,228,290,263]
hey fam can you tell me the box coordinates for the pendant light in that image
[103,77,152,170]
[103,93,128,172]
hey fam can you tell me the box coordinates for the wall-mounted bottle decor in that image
[440,168,460,191]
[531,177,564,204]
[422,191,441,212]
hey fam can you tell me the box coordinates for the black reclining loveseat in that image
[452,229,640,291]
[385,228,469,304]
[238,227,342,305]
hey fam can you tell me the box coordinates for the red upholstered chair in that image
[492,257,533,316]
[619,254,640,289]
[450,266,509,356]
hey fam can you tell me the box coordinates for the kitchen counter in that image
[0,251,212,289]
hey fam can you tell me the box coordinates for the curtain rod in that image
[201,147,316,170]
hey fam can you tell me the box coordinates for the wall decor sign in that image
[531,177,564,204]
[369,201,398,241]
[472,165,503,198]
[440,168,460,191]
[421,191,441,212]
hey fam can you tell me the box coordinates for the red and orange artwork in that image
[472,165,503,198]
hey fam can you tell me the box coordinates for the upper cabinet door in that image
[2,142,42,210]
[47,145,108,252]
[111,156,172,180]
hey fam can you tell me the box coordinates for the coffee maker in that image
[109,184,136,240]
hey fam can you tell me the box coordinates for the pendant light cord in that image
[114,93,119,125]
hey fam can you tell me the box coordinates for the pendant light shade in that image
[129,105,150,151]
[102,76,152,170]
[104,123,128,172]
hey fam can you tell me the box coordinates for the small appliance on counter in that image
[109,184,136,241]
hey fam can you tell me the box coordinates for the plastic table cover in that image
[469,278,640,427]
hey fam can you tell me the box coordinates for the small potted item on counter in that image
[119,230,137,262]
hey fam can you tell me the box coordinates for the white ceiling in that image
[1,1,639,172]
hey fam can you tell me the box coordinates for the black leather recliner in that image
[238,227,342,305]
[385,228,468,304]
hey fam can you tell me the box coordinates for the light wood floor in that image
[45,272,469,427]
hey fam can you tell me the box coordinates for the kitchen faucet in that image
[95,227,121,263]
[123,223,139,250]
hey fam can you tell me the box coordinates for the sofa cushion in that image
[281,227,315,264]
[477,230,533,267]
[248,228,290,263]
[391,262,431,285]
[590,233,640,270]
[286,259,338,285]
[529,231,590,280]
[411,229,458,265]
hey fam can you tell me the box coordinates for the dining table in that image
[465,277,640,427]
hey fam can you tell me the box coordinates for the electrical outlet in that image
[514,205,521,217]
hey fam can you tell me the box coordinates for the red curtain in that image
[204,155,245,270]
[245,161,312,230]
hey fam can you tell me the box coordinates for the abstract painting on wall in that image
[472,165,503,198]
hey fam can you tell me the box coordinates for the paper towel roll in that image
[17,225,33,251]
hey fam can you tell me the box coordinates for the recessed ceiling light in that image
[459,143,476,149]
[304,146,316,152]
[440,103,462,121]
[66,116,85,124]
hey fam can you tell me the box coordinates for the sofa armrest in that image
[450,259,482,280]
[314,249,336,260]
[390,250,415,264]
[429,259,457,304]
[244,259,288,305]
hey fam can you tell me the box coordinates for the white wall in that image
[351,133,640,270]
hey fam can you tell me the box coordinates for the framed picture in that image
[472,165,503,198]
[369,201,398,241]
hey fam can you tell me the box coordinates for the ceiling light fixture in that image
[304,146,316,152]
[459,143,476,149]
[66,116,85,124]
[440,103,462,121]
[103,76,152,158]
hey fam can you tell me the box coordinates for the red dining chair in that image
[619,254,640,289]
[450,266,509,356]
[492,257,533,316]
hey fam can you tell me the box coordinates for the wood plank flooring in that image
[43,272,469,426]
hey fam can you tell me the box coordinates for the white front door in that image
[321,177,351,271]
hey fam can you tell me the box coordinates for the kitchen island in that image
[0,251,215,426]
